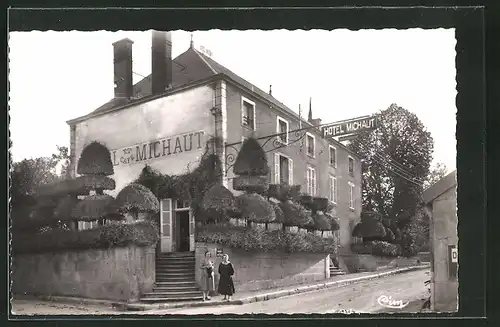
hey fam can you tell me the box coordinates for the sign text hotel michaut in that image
[322,116,378,138]
[111,131,205,166]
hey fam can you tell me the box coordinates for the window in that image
[176,199,190,210]
[348,156,354,177]
[276,116,289,144]
[78,220,99,230]
[329,145,337,167]
[306,166,316,196]
[241,96,256,130]
[348,182,355,209]
[329,175,338,204]
[274,153,293,185]
[306,133,315,157]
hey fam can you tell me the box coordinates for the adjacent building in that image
[423,170,458,312]
[67,31,362,252]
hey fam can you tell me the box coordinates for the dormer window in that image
[306,133,315,157]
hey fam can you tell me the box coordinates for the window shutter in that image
[288,158,293,185]
[313,169,316,196]
[274,153,280,184]
[334,177,338,203]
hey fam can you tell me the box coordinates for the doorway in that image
[175,211,190,252]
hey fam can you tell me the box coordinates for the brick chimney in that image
[151,31,173,95]
[112,38,134,99]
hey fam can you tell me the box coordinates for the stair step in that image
[156,278,197,282]
[155,281,198,287]
[155,265,195,270]
[156,272,195,277]
[153,287,200,292]
[145,291,203,297]
[140,296,204,303]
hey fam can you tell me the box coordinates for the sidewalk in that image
[12,264,429,314]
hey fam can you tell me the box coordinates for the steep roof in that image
[423,170,457,204]
[69,44,359,158]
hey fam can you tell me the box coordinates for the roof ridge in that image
[192,48,217,75]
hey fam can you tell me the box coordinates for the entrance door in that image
[160,199,173,252]
[176,211,190,252]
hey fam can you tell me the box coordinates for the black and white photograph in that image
[9,26,459,315]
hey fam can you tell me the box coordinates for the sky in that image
[8,29,457,172]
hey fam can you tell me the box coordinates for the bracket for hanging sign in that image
[322,115,378,138]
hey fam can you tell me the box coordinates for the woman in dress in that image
[200,250,215,301]
[217,254,235,301]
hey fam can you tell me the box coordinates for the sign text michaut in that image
[111,131,205,167]
[322,116,378,138]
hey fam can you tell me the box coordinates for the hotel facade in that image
[67,31,362,251]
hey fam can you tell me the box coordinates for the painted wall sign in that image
[111,131,205,166]
[322,116,378,138]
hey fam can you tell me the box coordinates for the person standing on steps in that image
[200,250,215,301]
[217,254,235,301]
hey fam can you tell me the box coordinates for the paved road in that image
[153,269,430,315]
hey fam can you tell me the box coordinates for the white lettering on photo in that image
[377,295,409,309]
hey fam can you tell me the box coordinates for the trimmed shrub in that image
[201,183,235,213]
[272,202,285,223]
[279,200,314,227]
[382,227,396,242]
[312,212,331,231]
[114,183,160,214]
[352,220,386,239]
[233,137,269,176]
[12,220,159,254]
[299,194,313,210]
[325,213,340,231]
[235,193,276,223]
[232,175,269,194]
[313,197,329,212]
[288,185,302,201]
[267,184,281,199]
[76,141,114,176]
[74,175,116,192]
[71,194,117,221]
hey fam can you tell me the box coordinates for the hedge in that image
[12,221,159,254]
[71,194,117,221]
[196,223,338,254]
[351,241,401,257]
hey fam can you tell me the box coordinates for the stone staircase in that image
[330,258,346,277]
[140,252,204,303]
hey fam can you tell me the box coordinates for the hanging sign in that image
[322,116,378,138]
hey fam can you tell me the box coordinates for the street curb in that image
[15,294,127,308]
[115,264,430,311]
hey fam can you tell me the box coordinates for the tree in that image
[11,146,70,207]
[424,162,448,189]
[348,104,434,254]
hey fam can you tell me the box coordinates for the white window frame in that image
[78,220,99,230]
[348,156,355,177]
[329,175,338,204]
[241,96,256,130]
[274,152,293,185]
[306,166,317,196]
[306,132,315,158]
[348,181,355,210]
[329,145,337,168]
[276,116,289,145]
